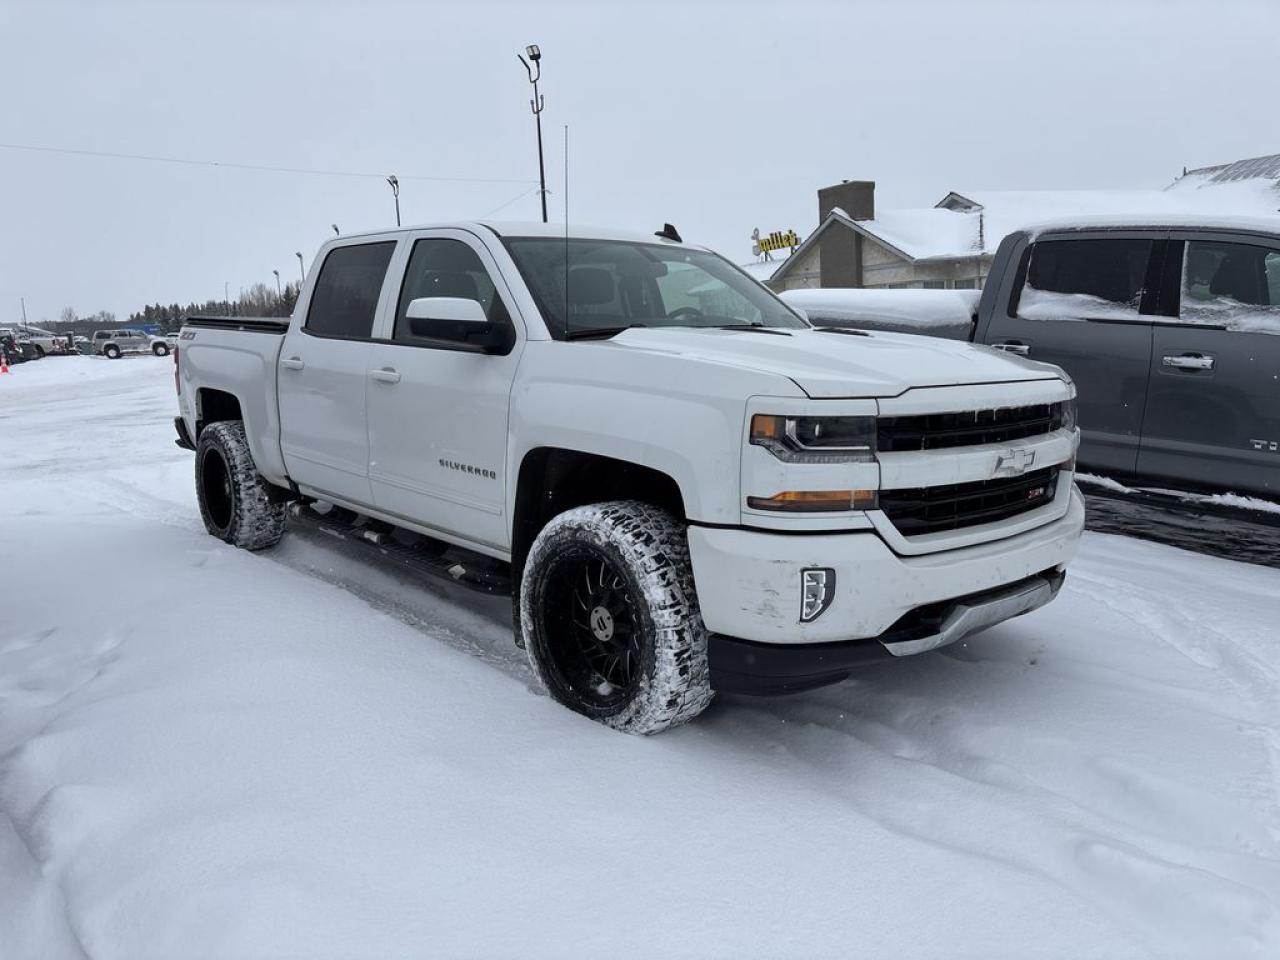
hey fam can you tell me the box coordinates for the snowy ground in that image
[2,357,1279,959]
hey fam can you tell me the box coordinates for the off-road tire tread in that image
[521,501,713,735]
[196,420,287,551]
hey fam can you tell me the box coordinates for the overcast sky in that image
[2,0,1276,323]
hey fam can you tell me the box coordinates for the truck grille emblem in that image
[994,448,1035,477]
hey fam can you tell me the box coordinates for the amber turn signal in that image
[747,489,878,512]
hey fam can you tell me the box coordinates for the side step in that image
[288,502,513,596]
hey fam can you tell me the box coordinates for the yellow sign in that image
[752,228,801,256]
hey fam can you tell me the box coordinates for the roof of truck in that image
[327,220,695,247]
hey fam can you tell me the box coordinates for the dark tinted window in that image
[1015,238,1153,322]
[393,238,511,344]
[1182,240,1280,334]
[305,242,396,339]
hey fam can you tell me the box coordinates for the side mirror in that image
[403,297,510,353]
[406,296,488,325]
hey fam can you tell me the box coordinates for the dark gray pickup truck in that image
[790,218,1280,499]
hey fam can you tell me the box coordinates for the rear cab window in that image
[305,241,397,339]
[1179,239,1280,335]
[1012,237,1156,322]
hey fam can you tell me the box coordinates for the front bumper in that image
[688,486,1085,689]
[709,568,1064,694]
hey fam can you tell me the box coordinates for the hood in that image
[601,327,1061,398]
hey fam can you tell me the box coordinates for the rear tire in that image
[103,344,121,359]
[153,342,169,357]
[520,501,713,735]
[34,345,45,359]
[195,420,287,550]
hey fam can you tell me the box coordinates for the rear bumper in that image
[173,416,196,451]
[709,568,1064,694]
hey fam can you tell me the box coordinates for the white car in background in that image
[92,329,155,358]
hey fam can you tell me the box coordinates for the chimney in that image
[818,180,875,222]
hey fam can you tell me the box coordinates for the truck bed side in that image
[178,316,291,487]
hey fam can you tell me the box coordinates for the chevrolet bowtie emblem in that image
[994,448,1035,477]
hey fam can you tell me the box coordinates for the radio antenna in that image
[568,122,573,337]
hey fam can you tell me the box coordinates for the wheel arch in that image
[511,447,686,578]
[195,387,244,435]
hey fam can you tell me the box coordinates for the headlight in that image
[1057,394,1078,432]
[750,414,876,463]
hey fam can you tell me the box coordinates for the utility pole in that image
[518,44,548,223]
[387,175,400,226]
[20,297,28,331]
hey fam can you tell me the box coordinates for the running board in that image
[287,502,512,596]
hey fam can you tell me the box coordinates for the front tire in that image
[195,420,287,550]
[520,501,713,735]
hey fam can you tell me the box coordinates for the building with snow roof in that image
[760,152,1280,292]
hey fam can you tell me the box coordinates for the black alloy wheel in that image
[199,445,235,535]
[539,546,643,708]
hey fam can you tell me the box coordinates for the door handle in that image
[280,357,305,371]
[993,341,1031,356]
[1162,353,1215,371]
[369,367,401,384]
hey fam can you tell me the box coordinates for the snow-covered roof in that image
[776,155,1280,281]
[736,259,780,283]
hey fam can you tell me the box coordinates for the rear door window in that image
[1014,238,1154,322]
[1180,240,1280,335]
[305,241,396,339]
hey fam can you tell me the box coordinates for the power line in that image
[0,142,536,185]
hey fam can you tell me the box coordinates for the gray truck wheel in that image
[520,501,713,735]
[103,344,121,359]
[195,420,286,551]
[153,342,169,357]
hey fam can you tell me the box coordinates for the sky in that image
[2,0,1277,324]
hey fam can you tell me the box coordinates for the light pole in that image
[296,252,305,284]
[387,175,400,226]
[332,224,340,236]
[224,281,229,307]
[272,269,281,297]
[517,43,548,223]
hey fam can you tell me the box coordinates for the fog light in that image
[800,568,836,623]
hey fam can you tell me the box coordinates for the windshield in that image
[502,237,808,339]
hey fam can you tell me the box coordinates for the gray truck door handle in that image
[1162,353,1215,371]
[280,357,305,371]
[369,367,401,384]
[993,341,1031,356]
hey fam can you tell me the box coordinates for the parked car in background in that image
[92,329,154,358]
[976,217,1280,498]
[14,325,63,357]
[149,332,179,356]
[780,288,980,341]
[172,221,1084,734]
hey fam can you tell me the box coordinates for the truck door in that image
[277,240,397,506]
[365,230,523,554]
[1137,234,1280,498]
[979,232,1165,477]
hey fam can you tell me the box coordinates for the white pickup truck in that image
[174,221,1084,733]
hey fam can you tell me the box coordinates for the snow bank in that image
[781,287,979,340]
[3,358,1280,958]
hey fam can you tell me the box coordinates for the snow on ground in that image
[1078,471,1280,517]
[2,357,1279,959]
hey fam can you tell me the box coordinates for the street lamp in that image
[517,43,548,223]
[272,269,281,296]
[387,175,400,226]
[332,224,340,236]
[295,252,305,283]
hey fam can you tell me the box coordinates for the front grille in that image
[881,467,1060,536]
[878,402,1066,452]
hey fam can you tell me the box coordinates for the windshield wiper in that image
[564,322,648,341]
[816,326,871,337]
[715,323,792,336]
